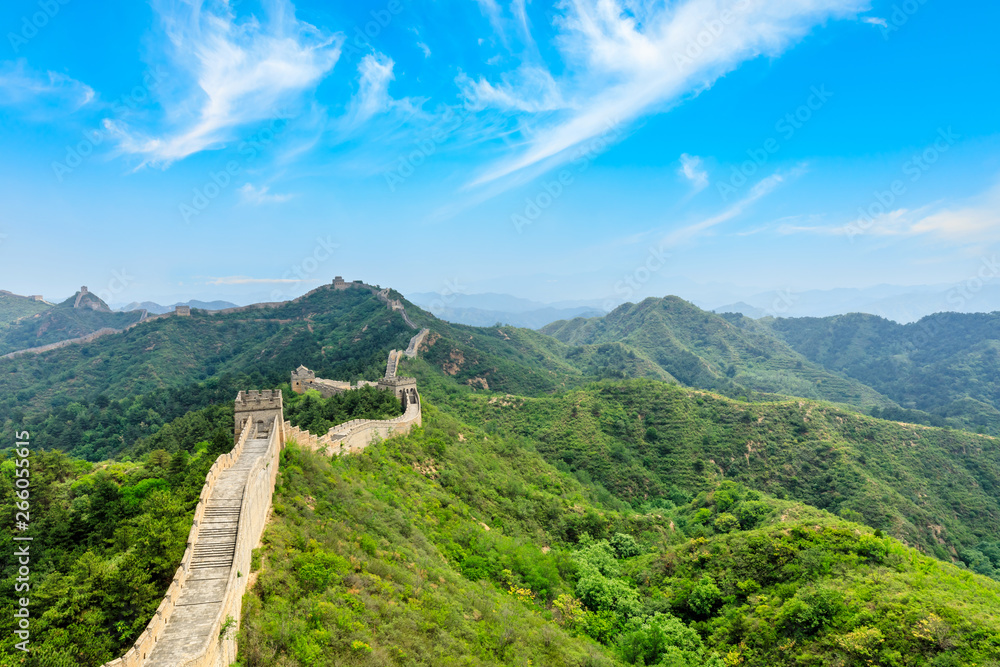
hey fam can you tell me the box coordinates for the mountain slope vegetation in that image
[541,297,895,408]
[239,403,1000,667]
[0,287,414,459]
[0,292,144,356]
[765,311,1000,434]
[423,373,1000,573]
[0,292,50,326]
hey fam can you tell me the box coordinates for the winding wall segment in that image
[104,340,423,666]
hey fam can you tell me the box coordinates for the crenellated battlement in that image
[235,389,283,411]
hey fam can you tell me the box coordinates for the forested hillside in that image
[423,374,1000,574]
[541,297,895,408]
[0,292,50,326]
[0,292,143,356]
[6,284,1000,666]
[238,404,1000,667]
[766,311,1000,434]
[0,287,414,460]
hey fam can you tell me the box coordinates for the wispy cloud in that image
[344,52,416,127]
[0,59,94,112]
[678,153,708,192]
[113,0,340,167]
[459,65,565,113]
[662,167,801,247]
[468,0,868,187]
[861,16,888,27]
[238,183,295,204]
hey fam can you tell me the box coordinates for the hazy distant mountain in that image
[118,299,239,314]
[406,291,606,329]
[712,302,768,318]
[714,283,1000,323]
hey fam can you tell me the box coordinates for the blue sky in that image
[0,0,997,309]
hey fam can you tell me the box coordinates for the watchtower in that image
[332,276,348,290]
[377,375,418,402]
[291,365,316,393]
[234,389,284,443]
[175,305,191,316]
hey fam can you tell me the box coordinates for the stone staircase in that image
[142,436,270,666]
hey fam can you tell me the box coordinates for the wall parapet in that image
[101,413,258,667]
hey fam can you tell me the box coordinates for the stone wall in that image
[174,421,284,667]
[102,418,260,667]
[287,387,421,457]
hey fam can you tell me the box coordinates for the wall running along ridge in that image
[101,324,426,666]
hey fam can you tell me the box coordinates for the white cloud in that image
[862,16,888,27]
[0,59,94,111]
[678,153,708,191]
[662,167,801,247]
[239,183,295,204]
[346,52,402,126]
[115,0,340,166]
[469,0,868,186]
[417,41,432,58]
[474,0,508,44]
[459,65,566,113]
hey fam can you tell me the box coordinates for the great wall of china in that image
[2,277,414,360]
[99,283,430,667]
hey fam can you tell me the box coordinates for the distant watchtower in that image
[175,305,191,316]
[234,389,284,443]
[291,365,316,393]
[332,276,349,290]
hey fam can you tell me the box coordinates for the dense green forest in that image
[284,384,404,436]
[6,285,1000,665]
[0,293,50,327]
[0,405,233,664]
[239,405,1000,666]
[541,297,894,408]
[417,370,1000,575]
[0,293,144,356]
[765,311,1000,434]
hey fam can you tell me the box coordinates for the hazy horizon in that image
[2,0,998,317]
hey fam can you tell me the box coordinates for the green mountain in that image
[765,311,1000,434]
[8,399,1000,666]
[432,376,1000,568]
[0,289,144,356]
[1,286,414,459]
[0,291,50,325]
[8,283,1000,666]
[541,297,895,408]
